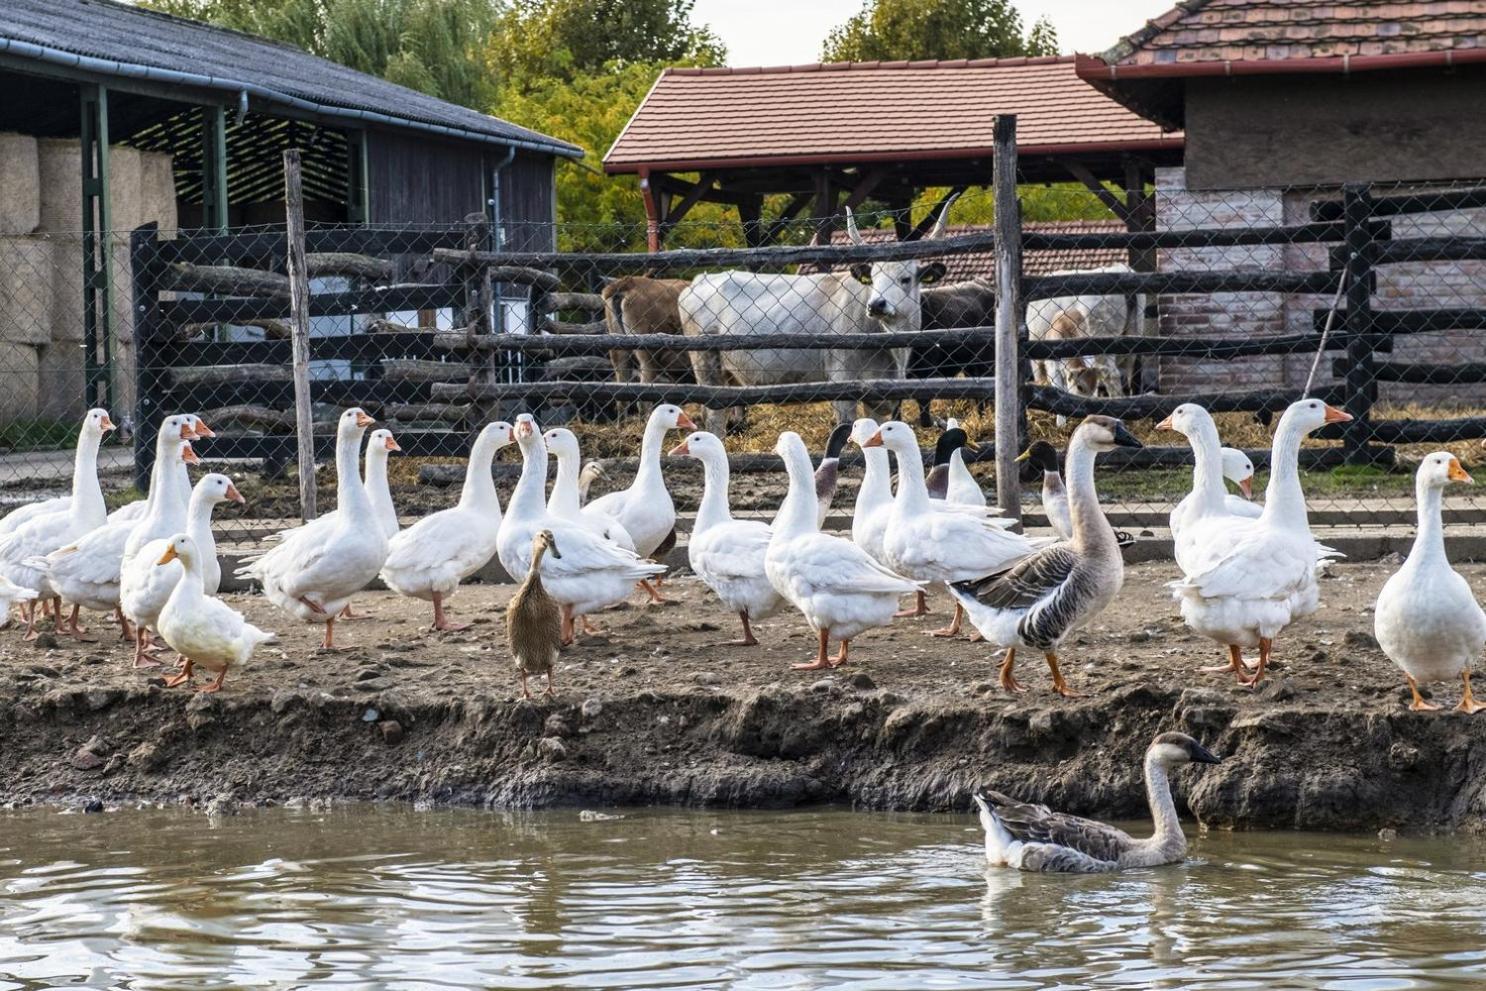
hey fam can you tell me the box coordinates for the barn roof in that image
[603,57,1181,174]
[1080,0,1486,128]
[830,220,1129,281]
[0,0,582,158]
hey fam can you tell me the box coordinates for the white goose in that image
[924,419,985,507]
[1170,398,1350,685]
[1162,404,1264,571]
[155,534,276,694]
[765,431,922,671]
[868,421,1038,637]
[120,472,243,666]
[849,417,895,567]
[108,415,216,525]
[975,732,1222,873]
[497,414,666,644]
[1221,447,1260,508]
[237,408,388,649]
[583,403,693,599]
[270,427,402,544]
[673,430,781,645]
[1375,452,1486,713]
[27,419,195,652]
[544,427,635,550]
[0,408,114,635]
[380,421,514,631]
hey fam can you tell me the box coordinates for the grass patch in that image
[0,419,80,453]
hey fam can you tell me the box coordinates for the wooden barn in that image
[1079,0,1486,402]
[0,0,580,421]
[603,57,1184,249]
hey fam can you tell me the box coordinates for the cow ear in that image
[850,264,872,285]
[918,261,947,285]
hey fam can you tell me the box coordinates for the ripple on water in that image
[2,808,1486,990]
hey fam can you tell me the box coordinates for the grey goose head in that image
[1147,731,1223,768]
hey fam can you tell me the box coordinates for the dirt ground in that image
[5,559,1486,832]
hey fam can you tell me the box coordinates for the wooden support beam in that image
[759,192,813,247]
[283,148,317,523]
[811,170,840,244]
[657,171,719,236]
[992,116,1023,526]
[1063,160,1131,223]
[738,194,764,247]
[840,168,889,212]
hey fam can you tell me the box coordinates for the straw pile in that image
[0,133,39,234]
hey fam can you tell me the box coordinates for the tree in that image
[141,0,503,109]
[492,0,725,94]
[821,0,1058,63]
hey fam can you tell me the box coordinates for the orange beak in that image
[156,545,178,566]
[516,420,534,438]
[1155,414,1175,431]
[384,435,402,452]
[193,419,216,438]
[1323,404,1353,424]
[181,443,200,465]
[1238,477,1254,500]
[99,414,116,433]
[676,412,697,430]
[1449,457,1474,484]
[225,482,246,504]
[863,430,884,448]
[669,440,690,456]
[178,421,195,439]
[355,411,376,428]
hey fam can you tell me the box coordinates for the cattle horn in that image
[927,191,962,240]
[843,205,864,245]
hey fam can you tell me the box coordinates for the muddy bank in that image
[4,562,1486,832]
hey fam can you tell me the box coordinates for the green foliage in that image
[492,0,725,93]
[821,0,1058,63]
[140,0,503,108]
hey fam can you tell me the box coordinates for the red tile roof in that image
[1097,0,1486,68]
[603,57,1181,174]
[826,220,1128,280]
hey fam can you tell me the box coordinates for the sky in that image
[688,0,1175,67]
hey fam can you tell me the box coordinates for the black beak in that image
[549,541,562,560]
[1189,742,1223,765]
[1112,422,1143,449]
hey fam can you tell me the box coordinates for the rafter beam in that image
[1063,160,1131,223]
[657,170,720,235]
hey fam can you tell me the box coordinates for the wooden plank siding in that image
[365,130,486,224]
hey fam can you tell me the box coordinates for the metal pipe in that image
[0,37,582,159]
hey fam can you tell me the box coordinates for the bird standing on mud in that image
[508,529,562,698]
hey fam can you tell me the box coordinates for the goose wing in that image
[982,789,1131,863]
[952,543,1077,610]
[1176,523,1320,600]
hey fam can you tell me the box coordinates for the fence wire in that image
[4,179,1486,547]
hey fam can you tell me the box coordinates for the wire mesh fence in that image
[5,176,1486,547]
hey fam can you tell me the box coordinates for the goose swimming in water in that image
[974,732,1222,873]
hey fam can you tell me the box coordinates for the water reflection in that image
[1,807,1484,989]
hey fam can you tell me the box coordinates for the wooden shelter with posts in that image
[0,0,580,424]
[603,57,1184,249]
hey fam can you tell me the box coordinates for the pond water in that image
[1,806,1483,990]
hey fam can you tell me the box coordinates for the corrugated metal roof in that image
[1102,0,1486,66]
[604,57,1181,173]
[0,0,582,158]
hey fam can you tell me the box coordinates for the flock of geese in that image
[0,398,1482,871]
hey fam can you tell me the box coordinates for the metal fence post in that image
[283,148,317,522]
[992,114,1023,527]
[1341,183,1377,464]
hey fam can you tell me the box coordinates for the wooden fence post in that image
[461,212,497,428]
[129,223,162,494]
[1341,184,1377,464]
[992,114,1023,526]
[283,148,317,522]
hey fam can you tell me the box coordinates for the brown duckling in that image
[507,528,562,698]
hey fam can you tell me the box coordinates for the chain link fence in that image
[4,176,1486,547]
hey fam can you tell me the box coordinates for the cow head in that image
[845,195,956,329]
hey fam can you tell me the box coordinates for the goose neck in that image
[889,439,930,513]
[166,552,206,610]
[336,430,372,517]
[694,452,734,534]
[459,433,502,511]
[1186,419,1230,513]
[634,416,668,489]
[774,446,820,537]
[549,449,582,517]
[185,489,217,544]
[1144,752,1185,853]
[1064,433,1113,551]
[510,435,551,520]
[1411,478,1447,566]
[1260,416,1309,529]
[70,429,106,521]
[857,447,892,510]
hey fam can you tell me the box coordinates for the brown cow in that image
[600,276,693,384]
